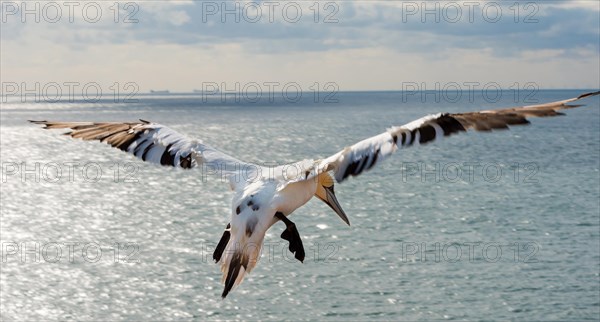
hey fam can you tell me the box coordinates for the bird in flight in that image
[31,91,599,298]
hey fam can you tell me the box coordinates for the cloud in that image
[3,1,598,53]
[1,1,599,91]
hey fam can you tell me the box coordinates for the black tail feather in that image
[222,251,248,299]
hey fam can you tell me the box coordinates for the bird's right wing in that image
[314,91,599,183]
[30,120,253,189]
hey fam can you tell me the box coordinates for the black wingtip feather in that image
[577,91,600,100]
[28,120,49,128]
[437,114,466,136]
[418,124,437,144]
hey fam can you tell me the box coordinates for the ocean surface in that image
[1,91,599,321]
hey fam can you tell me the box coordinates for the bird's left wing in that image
[30,120,252,187]
[313,91,599,183]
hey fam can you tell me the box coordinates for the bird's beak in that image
[319,185,350,226]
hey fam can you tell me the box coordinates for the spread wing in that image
[314,91,599,183]
[29,120,252,188]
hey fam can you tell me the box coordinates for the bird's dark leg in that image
[275,212,305,263]
[213,223,231,263]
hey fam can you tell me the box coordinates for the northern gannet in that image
[30,91,599,298]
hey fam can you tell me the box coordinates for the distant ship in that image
[150,90,170,94]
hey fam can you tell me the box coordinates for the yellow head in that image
[315,172,350,226]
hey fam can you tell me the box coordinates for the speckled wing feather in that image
[315,91,599,183]
[30,120,251,186]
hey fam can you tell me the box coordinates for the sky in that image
[1,0,599,93]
